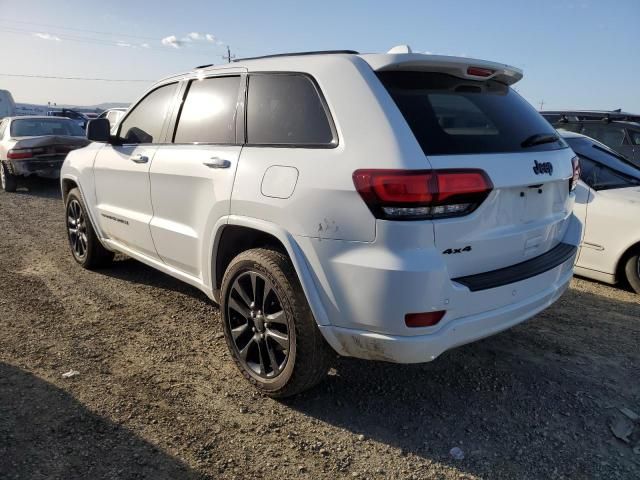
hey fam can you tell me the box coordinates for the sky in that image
[0,0,638,111]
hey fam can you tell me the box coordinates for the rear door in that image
[94,82,180,259]
[149,71,245,278]
[378,71,576,277]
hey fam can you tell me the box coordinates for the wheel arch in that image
[615,240,640,283]
[61,177,78,202]
[211,216,330,326]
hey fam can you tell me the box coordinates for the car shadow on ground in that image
[0,362,199,479]
[96,257,212,302]
[282,286,640,478]
[11,177,62,199]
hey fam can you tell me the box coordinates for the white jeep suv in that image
[61,49,582,397]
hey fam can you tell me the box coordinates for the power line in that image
[0,73,152,82]
[0,18,159,40]
[0,26,227,55]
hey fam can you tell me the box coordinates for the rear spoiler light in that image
[353,169,493,221]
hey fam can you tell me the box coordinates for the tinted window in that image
[578,156,640,190]
[247,74,334,146]
[581,124,625,149]
[377,72,567,155]
[119,83,178,144]
[630,130,640,146]
[10,118,84,137]
[174,76,240,144]
[566,136,640,179]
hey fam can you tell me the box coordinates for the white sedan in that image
[561,130,640,293]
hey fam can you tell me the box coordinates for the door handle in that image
[203,157,231,169]
[130,154,149,164]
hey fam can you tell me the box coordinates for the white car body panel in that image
[61,51,581,364]
[573,182,640,281]
[149,144,242,278]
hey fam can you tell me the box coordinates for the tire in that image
[1,161,18,192]
[623,252,640,294]
[220,248,332,398]
[65,188,114,269]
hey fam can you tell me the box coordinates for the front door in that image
[94,81,180,259]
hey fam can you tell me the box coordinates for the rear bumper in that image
[319,254,573,363]
[9,158,64,177]
[297,213,581,363]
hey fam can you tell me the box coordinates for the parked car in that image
[542,110,640,167]
[0,116,89,192]
[98,108,127,131]
[61,49,581,397]
[47,108,89,129]
[560,130,640,293]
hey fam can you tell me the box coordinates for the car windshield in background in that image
[377,72,567,156]
[10,118,85,137]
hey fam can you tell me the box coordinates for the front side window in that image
[174,76,241,144]
[246,73,335,146]
[119,83,178,144]
[630,130,640,146]
[377,72,567,155]
[10,118,84,137]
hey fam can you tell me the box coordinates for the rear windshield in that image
[377,72,567,156]
[10,118,85,137]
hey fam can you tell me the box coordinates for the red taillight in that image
[7,148,34,160]
[405,311,446,328]
[570,156,580,192]
[466,66,494,77]
[353,169,493,220]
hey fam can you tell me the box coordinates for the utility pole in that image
[539,99,545,110]
[222,45,235,63]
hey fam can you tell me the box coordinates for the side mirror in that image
[86,118,111,142]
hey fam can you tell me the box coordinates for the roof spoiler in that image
[362,53,523,85]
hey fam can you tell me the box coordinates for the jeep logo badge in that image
[533,160,553,176]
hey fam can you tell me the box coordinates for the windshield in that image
[10,118,85,137]
[377,72,568,156]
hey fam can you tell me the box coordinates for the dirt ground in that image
[1,178,639,480]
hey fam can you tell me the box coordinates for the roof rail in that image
[232,50,359,63]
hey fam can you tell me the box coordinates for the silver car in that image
[0,116,89,192]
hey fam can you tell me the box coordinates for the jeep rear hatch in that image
[371,67,577,279]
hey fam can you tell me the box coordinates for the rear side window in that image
[246,73,335,146]
[174,76,241,144]
[119,82,178,144]
[377,72,567,155]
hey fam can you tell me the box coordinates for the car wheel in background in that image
[623,252,640,294]
[65,188,114,269]
[0,161,17,192]
[220,248,332,398]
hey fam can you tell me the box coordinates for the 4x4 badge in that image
[443,246,472,255]
[533,160,553,176]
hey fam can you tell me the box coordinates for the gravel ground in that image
[1,178,639,480]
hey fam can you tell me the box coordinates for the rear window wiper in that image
[521,133,559,148]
